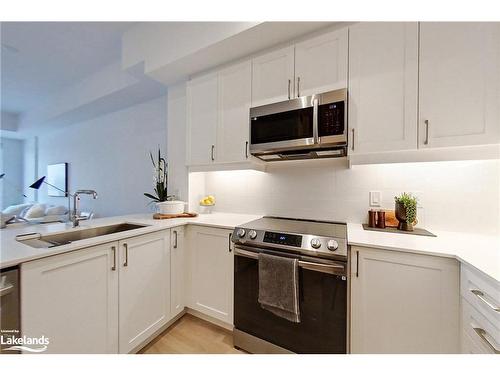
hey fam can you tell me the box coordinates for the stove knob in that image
[327,239,339,251]
[248,230,257,240]
[236,228,246,238]
[310,238,322,249]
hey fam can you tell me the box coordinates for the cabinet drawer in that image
[461,297,499,354]
[461,264,500,329]
[461,329,491,354]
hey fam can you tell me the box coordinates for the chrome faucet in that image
[72,190,98,227]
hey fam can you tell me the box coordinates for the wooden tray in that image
[362,223,436,237]
[153,212,198,220]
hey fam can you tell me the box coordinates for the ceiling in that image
[1,22,136,114]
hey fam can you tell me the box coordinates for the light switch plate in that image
[369,191,381,207]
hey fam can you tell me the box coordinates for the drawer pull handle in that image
[471,289,500,313]
[0,284,14,297]
[473,327,500,354]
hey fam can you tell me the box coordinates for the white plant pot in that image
[156,201,185,215]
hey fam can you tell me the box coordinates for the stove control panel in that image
[263,231,302,247]
[231,226,347,259]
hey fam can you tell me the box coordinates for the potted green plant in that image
[144,148,185,215]
[394,192,417,231]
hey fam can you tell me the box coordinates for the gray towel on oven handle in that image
[257,252,301,323]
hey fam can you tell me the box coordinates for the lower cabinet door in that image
[188,225,234,325]
[350,246,460,353]
[21,242,119,354]
[118,231,171,353]
[170,226,186,316]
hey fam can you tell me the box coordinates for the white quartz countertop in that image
[348,223,500,283]
[2,214,499,283]
[0,212,261,269]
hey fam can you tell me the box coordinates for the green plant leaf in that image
[144,193,159,201]
[149,151,155,168]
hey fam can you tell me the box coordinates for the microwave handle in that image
[313,98,319,144]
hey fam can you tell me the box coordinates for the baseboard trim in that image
[131,309,186,353]
[186,308,233,332]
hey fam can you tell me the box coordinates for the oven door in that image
[233,246,347,354]
[249,95,317,154]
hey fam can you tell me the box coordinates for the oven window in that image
[251,107,314,144]
[318,101,345,137]
[234,255,347,354]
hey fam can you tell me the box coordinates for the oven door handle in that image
[234,247,346,275]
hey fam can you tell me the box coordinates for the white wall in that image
[195,158,500,235]
[166,83,188,202]
[0,137,25,208]
[34,96,167,217]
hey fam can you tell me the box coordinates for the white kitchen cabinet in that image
[170,226,186,317]
[348,22,418,154]
[187,225,234,325]
[118,231,171,353]
[251,46,295,106]
[21,242,119,354]
[460,263,500,354]
[419,22,500,148]
[350,246,460,353]
[187,72,218,165]
[294,28,348,97]
[217,61,252,163]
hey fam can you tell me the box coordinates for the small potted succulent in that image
[144,148,185,215]
[394,192,417,231]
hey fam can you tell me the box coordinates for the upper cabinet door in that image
[217,60,252,163]
[187,73,218,165]
[295,28,348,97]
[251,46,295,107]
[419,22,500,148]
[348,22,418,154]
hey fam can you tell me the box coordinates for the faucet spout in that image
[72,190,98,227]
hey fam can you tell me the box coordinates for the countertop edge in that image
[0,213,262,269]
[347,223,500,284]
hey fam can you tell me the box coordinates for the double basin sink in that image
[16,223,149,249]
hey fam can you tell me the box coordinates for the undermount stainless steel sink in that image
[16,223,149,248]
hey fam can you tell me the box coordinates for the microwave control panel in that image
[318,101,345,136]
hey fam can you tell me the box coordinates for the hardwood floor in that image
[140,314,244,354]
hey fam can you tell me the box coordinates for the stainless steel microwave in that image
[249,88,347,161]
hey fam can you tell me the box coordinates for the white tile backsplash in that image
[191,159,500,235]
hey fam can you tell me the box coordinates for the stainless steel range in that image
[231,216,348,354]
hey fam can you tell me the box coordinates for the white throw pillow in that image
[2,203,33,217]
[23,204,47,219]
[45,205,68,216]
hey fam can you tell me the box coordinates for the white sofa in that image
[1,203,69,225]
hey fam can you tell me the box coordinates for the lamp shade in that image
[29,176,46,190]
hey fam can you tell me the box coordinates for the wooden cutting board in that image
[153,212,198,220]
